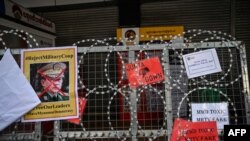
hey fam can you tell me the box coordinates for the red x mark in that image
[37,68,67,98]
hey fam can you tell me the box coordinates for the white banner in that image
[191,102,229,129]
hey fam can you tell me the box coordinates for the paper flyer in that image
[171,118,219,141]
[21,46,78,122]
[191,102,229,129]
[125,57,164,88]
[183,48,222,78]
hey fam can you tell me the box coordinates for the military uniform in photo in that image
[37,62,69,102]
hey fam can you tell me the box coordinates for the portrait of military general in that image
[30,62,70,102]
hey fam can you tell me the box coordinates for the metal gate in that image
[0,29,250,141]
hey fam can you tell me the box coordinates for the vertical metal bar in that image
[53,121,60,141]
[34,122,41,141]
[230,0,236,36]
[128,49,138,141]
[163,48,173,141]
[239,44,250,124]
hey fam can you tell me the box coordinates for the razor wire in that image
[0,29,247,141]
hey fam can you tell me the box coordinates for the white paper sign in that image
[183,48,222,78]
[0,49,41,131]
[191,102,229,129]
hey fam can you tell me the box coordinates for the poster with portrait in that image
[21,46,78,122]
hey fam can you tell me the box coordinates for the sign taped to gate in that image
[125,57,164,88]
[183,48,222,78]
[171,118,219,141]
[191,102,229,129]
[21,46,78,122]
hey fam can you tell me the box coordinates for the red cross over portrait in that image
[36,62,69,102]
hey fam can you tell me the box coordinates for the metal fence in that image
[0,32,250,141]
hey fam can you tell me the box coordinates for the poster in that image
[21,46,78,122]
[191,102,229,129]
[125,57,164,88]
[183,48,222,78]
[171,118,219,141]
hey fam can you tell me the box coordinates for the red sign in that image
[67,97,87,125]
[171,118,219,141]
[125,57,164,88]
